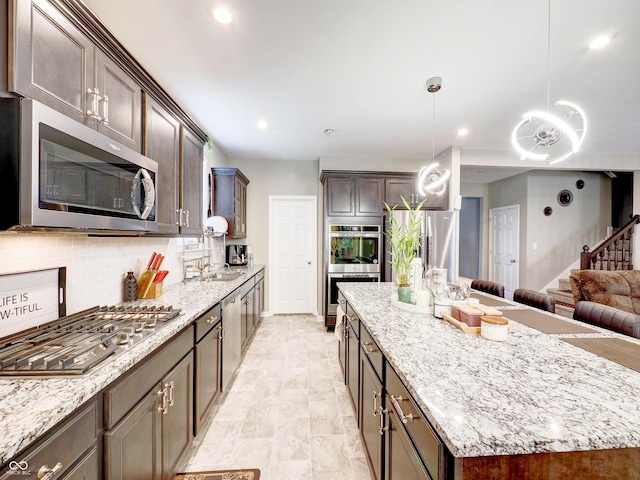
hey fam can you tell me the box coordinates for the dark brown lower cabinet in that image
[346,319,359,414]
[161,353,193,480]
[386,367,445,480]
[360,352,384,480]
[338,313,347,377]
[194,320,222,436]
[64,446,100,480]
[0,400,100,480]
[104,387,161,480]
[104,352,193,480]
[385,405,431,480]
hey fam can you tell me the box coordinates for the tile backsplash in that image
[0,233,226,316]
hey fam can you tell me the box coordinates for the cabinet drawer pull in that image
[157,387,168,414]
[38,462,63,479]
[206,315,219,324]
[361,341,376,354]
[390,394,418,423]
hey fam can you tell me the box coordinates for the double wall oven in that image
[326,223,381,319]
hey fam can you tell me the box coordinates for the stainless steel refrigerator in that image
[384,210,459,284]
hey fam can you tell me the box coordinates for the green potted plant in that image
[384,197,424,303]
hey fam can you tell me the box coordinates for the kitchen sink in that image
[208,272,243,281]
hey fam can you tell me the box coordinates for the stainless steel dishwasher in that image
[221,289,242,391]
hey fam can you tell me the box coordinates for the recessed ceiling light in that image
[257,120,268,129]
[457,128,469,136]
[212,7,232,24]
[589,35,611,50]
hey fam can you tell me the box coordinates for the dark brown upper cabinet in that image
[144,95,205,236]
[10,0,142,151]
[211,168,250,239]
[144,94,181,234]
[323,175,384,217]
[384,174,445,210]
[179,127,204,235]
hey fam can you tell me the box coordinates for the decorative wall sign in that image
[576,179,585,189]
[544,206,553,216]
[0,268,66,338]
[557,189,574,207]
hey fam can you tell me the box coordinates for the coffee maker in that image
[226,245,248,266]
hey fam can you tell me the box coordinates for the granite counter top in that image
[0,266,264,466]
[339,282,640,458]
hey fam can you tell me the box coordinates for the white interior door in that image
[489,205,519,299]
[269,196,317,314]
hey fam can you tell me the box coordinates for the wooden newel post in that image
[580,245,591,270]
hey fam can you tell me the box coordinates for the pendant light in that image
[418,77,450,196]
[511,0,587,164]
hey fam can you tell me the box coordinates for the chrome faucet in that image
[201,262,230,281]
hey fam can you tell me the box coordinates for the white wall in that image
[227,157,321,313]
[487,170,611,290]
[0,234,184,315]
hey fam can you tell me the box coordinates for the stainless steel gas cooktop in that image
[0,305,181,376]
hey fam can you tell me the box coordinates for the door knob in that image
[510,259,517,263]
[307,261,311,265]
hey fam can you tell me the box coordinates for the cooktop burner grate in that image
[0,305,181,376]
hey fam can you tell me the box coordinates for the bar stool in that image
[470,279,505,298]
[513,288,556,313]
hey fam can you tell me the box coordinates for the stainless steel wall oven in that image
[327,272,380,317]
[328,224,381,273]
[326,223,382,318]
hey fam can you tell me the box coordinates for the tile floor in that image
[181,314,373,480]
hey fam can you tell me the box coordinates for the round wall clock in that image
[544,206,553,216]
[557,189,573,207]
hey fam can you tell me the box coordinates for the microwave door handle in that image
[132,168,156,220]
[139,169,155,220]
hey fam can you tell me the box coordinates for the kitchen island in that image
[0,266,264,470]
[339,282,640,479]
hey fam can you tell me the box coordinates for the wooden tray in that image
[442,312,514,335]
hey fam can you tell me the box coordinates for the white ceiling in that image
[82,0,640,175]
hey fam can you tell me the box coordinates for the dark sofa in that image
[570,270,640,338]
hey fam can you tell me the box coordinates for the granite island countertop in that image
[339,282,640,458]
[0,265,264,466]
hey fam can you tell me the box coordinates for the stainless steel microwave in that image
[0,98,158,233]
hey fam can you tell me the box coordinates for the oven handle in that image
[330,233,381,238]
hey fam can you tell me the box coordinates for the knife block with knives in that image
[137,252,169,299]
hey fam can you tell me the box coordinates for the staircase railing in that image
[580,214,640,270]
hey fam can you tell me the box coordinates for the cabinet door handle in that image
[100,94,109,126]
[87,88,103,122]
[37,462,63,480]
[157,387,168,414]
[372,390,381,416]
[184,209,190,227]
[379,407,388,435]
[176,208,184,226]
[166,381,175,407]
[390,394,417,423]
[217,325,224,340]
